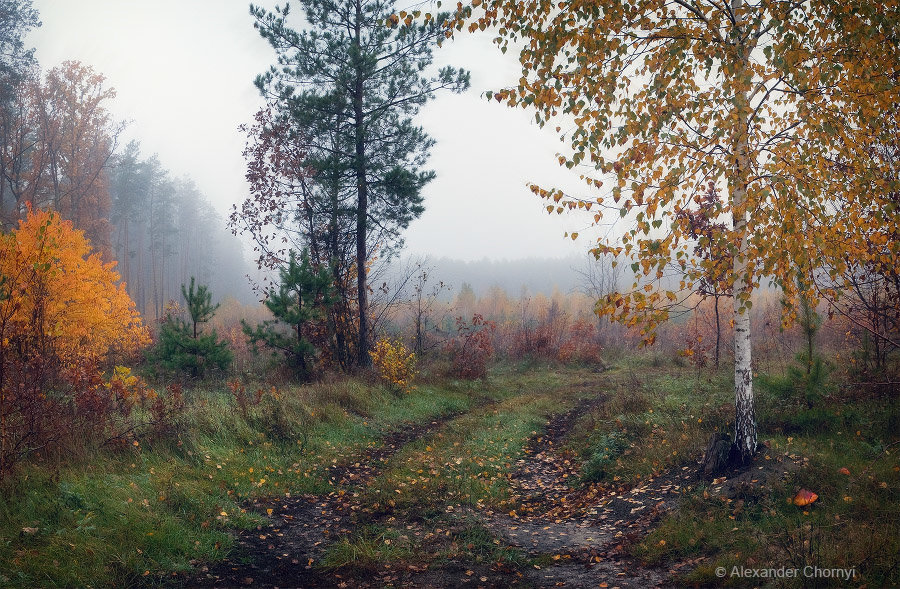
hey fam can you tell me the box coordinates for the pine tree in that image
[243,249,335,378]
[149,277,231,379]
[249,0,469,367]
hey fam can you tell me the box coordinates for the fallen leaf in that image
[793,489,818,507]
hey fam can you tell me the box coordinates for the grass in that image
[562,355,734,484]
[634,419,900,586]
[582,354,900,588]
[320,523,416,570]
[0,375,484,588]
[364,366,598,511]
[2,354,897,587]
[318,365,602,570]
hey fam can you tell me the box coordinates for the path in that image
[478,394,698,588]
[191,391,699,588]
[194,415,461,588]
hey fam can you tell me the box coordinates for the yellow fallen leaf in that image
[792,489,818,507]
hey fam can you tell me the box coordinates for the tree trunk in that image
[714,295,721,369]
[733,291,756,461]
[353,1,370,368]
[731,0,757,463]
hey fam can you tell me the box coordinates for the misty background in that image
[22,0,606,319]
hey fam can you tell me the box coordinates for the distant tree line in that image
[108,141,252,321]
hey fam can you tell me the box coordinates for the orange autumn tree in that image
[445,1,900,461]
[0,208,148,476]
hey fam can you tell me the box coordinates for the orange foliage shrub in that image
[445,314,496,379]
[0,208,149,476]
[556,318,604,364]
[370,338,417,393]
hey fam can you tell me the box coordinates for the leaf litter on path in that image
[477,393,698,588]
[192,389,707,588]
[192,414,463,588]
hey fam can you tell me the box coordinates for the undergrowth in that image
[0,376,480,588]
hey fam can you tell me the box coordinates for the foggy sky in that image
[28,0,601,262]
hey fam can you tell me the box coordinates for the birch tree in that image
[449,0,900,460]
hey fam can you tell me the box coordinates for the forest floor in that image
[191,366,774,589]
[3,358,897,588]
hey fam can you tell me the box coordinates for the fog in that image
[25,0,601,310]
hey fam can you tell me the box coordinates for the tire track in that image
[192,410,475,588]
[478,392,698,588]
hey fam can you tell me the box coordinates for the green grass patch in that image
[563,361,733,484]
[320,524,415,570]
[588,356,900,587]
[365,367,596,514]
[0,375,484,587]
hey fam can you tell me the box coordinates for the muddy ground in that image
[189,392,791,588]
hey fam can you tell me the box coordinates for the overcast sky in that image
[28,0,598,262]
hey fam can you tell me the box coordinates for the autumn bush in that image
[445,314,496,379]
[370,337,417,393]
[507,318,560,360]
[556,317,605,365]
[227,378,270,418]
[0,208,149,477]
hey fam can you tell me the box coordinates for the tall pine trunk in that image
[353,0,370,368]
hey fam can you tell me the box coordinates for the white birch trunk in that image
[731,0,757,462]
[733,263,756,460]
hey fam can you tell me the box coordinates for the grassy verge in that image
[0,375,484,588]
[562,354,734,484]
[635,391,900,587]
[562,352,900,587]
